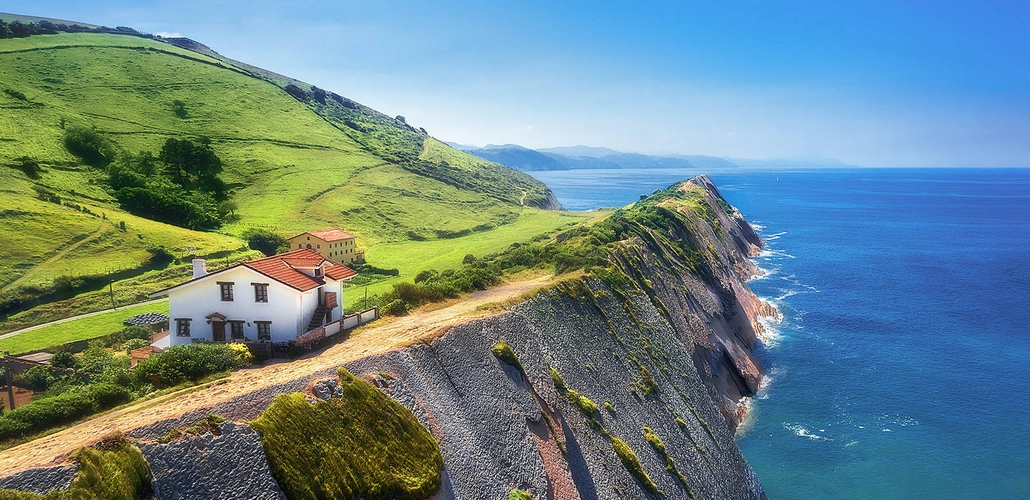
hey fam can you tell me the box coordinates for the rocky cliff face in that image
[0,175,770,499]
[335,174,773,499]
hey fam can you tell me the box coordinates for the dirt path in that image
[2,223,109,294]
[0,275,553,474]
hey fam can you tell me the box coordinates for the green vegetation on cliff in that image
[251,368,443,500]
[0,438,151,499]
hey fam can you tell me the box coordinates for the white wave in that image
[750,222,765,231]
[776,289,799,301]
[784,423,830,441]
[757,316,783,348]
[755,368,780,399]
[845,440,859,448]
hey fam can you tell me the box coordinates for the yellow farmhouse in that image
[287,229,363,265]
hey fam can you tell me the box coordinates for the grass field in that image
[0,31,580,349]
[0,300,170,355]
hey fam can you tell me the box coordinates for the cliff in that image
[0,175,772,499]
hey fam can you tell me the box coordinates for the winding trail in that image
[1,223,109,294]
[0,275,553,474]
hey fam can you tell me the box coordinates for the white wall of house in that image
[167,267,312,346]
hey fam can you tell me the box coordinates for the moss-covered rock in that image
[251,368,443,500]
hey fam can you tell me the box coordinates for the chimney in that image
[192,258,207,279]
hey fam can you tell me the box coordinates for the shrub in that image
[252,368,443,500]
[123,338,149,354]
[490,340,524,373]
[611,436,659,495]
[13,156,42,179]
[550,367,566,392]
[15,365,58,392]
[509,490,533,500]
[226,343,254,365]
[50,350,78,369]
[644,426,687,488]
[242,228,286,257]
[132,343,245,388]
[283,84,308,101]
[381,299,408,317]
[0,384,131,441]
[567,390,599,416]
[171,99,188,118]
[63,125,115,167]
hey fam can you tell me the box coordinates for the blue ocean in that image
[530,168,1030,499]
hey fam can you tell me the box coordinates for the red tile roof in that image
[304,229,355,241]
[324,264,357,280]
[244,249,327,291]
[150,249,357,297]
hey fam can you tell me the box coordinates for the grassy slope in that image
[0,32,584,345]
[0,301,169,355]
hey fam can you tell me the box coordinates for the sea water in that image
[529,168,1030,499]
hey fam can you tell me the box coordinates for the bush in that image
[63,125,115,167]
[123,338,149,354]
[0,384,131,441]
[50,350,78,369]
[226,343,253,365]
[490,340,524,373]
[132,343,245,388]
[242,228,287,257]
[13,156,42,179]
[380,299,408,317]
[509,490,533,500]
[611,436,659,495]
[16,365,59,392]
[251,368,443,500]
[567,390,599,416]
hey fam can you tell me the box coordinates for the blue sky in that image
[9,0,1030,166]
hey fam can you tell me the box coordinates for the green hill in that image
[0,22,584,337]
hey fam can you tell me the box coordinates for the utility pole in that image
[109,280,116,310]
[364,286,368,310]
[2,352,14,412]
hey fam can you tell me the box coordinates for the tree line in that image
[64,125,232,230]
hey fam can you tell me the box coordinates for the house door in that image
[317,286,325,307]
[212,321,226,342]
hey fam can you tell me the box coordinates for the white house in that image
[149,249,356,347]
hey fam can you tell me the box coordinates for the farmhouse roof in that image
[149,249,356,297]
[303,229,355,241]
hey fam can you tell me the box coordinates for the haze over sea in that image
[531,168,1030,499]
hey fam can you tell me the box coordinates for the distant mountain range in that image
[445,142,853,172]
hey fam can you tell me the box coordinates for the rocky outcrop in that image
[0,465,76,494]
[347,277,765,500]
[608,174,773,430]
[138,422,284,500]
[539,188,565,211]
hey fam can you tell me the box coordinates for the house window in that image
[175,318,191,337]
[253,283,268,303]
[229,321,245,340]
[255,321,271,341]
[218,282,234,301]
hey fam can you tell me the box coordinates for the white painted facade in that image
[160,266,346,347]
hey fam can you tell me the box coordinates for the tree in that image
[242,228,287,256]
[159,138,224,197]
[64,126,116,167]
